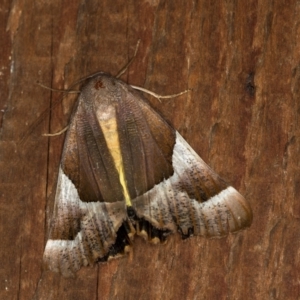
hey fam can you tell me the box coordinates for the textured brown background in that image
[0,1,299,299]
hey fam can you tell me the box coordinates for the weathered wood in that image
[0,0,299,299]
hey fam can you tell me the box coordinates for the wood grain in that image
[0,0,299,299]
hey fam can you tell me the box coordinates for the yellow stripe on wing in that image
[99,117,132,206]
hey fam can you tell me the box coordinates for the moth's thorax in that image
[83,75,126,122]
[96,104,116,121]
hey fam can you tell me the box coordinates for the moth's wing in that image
[132,132,253,239]
[43,94,129,277]
[43,76,177,276]
[43,75,177,276]
[61,93,126,203]
[122,86,252,238]
[43,167,127,277]
[116,85,176,199]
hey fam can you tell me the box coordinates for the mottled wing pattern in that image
[132,132,252,238]
[43,168,127,277]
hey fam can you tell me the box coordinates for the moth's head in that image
[80,73,123,107]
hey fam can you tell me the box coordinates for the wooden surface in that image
[0,1,299,299]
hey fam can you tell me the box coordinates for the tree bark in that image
[0,1,299,299]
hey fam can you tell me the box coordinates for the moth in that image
[43,73,253,277]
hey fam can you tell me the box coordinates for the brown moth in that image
[43,73,253,277]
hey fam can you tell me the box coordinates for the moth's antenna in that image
[116,40,141,78]
[43,125,69,137]
[37,82,80,94]
[131,86,190,102]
